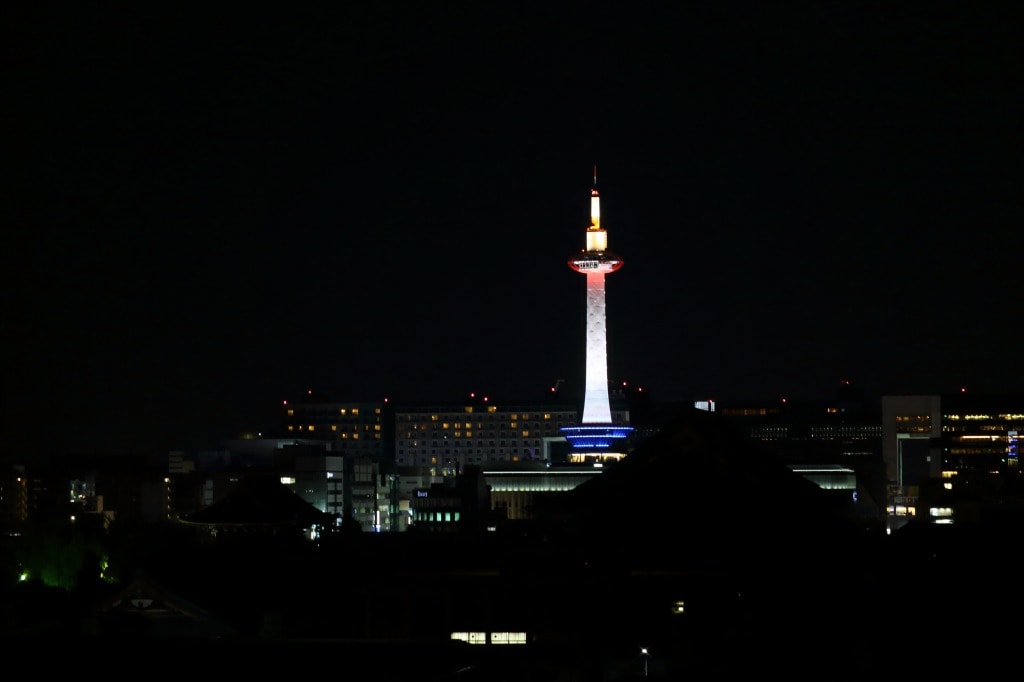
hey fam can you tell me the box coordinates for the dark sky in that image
[3,1,1021,457]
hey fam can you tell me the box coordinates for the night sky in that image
[3,2,1021,458]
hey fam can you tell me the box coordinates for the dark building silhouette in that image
[178,473,335,541]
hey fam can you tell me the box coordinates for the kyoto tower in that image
[560,167,634,462]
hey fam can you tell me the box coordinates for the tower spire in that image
[589,165,602,234]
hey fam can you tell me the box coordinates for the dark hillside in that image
[543,407,882,575]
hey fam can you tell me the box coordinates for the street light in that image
[640,647,650,677]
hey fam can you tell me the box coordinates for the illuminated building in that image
[882,391,1024,532]
[393,399,580,470]
[560,168,634,461]
[280,392,386,462]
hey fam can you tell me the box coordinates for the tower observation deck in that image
[561,168,634,462]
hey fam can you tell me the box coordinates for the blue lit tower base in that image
[560,168,634,463]
[560,423,634,463]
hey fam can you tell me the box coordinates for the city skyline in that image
[4,3,1021,457]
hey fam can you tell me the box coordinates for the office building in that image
[882,391,1024,532]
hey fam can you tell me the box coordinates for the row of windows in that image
[721,408,780,417]
[400,411,576,422]
[451,632,527,645]
[751,428,788,439]
[407,422,553,430]
[403,417,572,427]
[396,455,534,465]
[399,435,546,444]
[413,511,461,523]
[944,424,1022,433]
[285,424,381,432]
[398,451,531,458]
[401,431,561,441]
[399,442,543,451]
[409,426,567,435]
[894,415,933,435]
[946,447,1013,456]
[808,426,883,436]
[285,427,383,440]
[946,413,1024,421]
[285,407,377,417]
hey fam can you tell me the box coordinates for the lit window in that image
[490,632,526,645]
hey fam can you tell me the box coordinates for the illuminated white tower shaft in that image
[582,270,612,423]
[562,167,631,458]
[575,174,621,423]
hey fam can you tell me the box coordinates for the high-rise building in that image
[394,400,579,470]
[882,391,1024,532]
[280,392,387,465]
[560,168,634,461]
